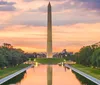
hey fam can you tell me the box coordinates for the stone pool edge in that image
[0,64,33,85]
[65,64,100,85]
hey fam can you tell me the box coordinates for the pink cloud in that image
[0,23,100,52]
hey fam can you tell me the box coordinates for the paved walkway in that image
[0,65,33,85]
[65,64,100,85]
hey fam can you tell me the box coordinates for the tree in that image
[0,43,28,69]
[74,52,80,64]
[91,48,100,67]
[0,54,7,69]
[77,46,93,66]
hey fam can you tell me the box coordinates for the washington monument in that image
[47,2,52,58]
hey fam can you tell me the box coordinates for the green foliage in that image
[0,43,28,69]
[78,46,93,66]
[91,48,100,67]
[74,52,80,64]
[0,54,7,69]
[64,55,76,61]
[74,42,100,68]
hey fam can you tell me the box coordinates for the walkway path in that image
[65,64,100,85]
[0,65,33,85]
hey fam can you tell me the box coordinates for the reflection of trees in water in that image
[2,71,26,85]
[72,71,97,85]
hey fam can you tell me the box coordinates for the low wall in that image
[0,65,33,85]
[65,64,100,85]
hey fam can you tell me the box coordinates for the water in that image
[2,65,97,85]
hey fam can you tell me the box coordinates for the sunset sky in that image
[0,0,100,53]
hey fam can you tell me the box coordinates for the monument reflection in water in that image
[47,65,52,85]
[2,65,96,85]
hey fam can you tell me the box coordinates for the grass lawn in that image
[35,58,64,64]
[72,64,100,80]
[0,64,30,79]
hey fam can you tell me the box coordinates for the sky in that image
[0,0,100,53]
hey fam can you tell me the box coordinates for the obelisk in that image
[47,2,52,58]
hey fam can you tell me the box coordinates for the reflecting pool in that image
[2,65,97,85]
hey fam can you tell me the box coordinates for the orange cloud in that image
[0,23,100,52]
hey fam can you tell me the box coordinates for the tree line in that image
[53,42,100,68]
[0,43,28,69]
[75,42,100,68]
[0,43,38,69]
